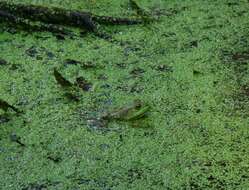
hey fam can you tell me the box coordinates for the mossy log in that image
[0,1,143,32]
[0,1,96,31]
[0,10,72,35]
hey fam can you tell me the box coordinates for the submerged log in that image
[0,99,21,113]
[0,1,97,31]
[0,10,31,29]
[0,10,72,35]
[0,1,144,31]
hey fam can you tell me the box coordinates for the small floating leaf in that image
[0,99,20,113]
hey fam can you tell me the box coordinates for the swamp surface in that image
[1,0,249,189]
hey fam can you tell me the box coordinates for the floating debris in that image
[54,33,66,40]
[64,92,81,102]
[155,64,173,72]
[190,40,198,48]
[80,61,99,69]
[64,59,81,65]
[53,68,80,101]
[130,0,150,17]
[21,181,61,190]
[10,133,25,147]
[75,77,92,92]
[232,50,249,61]
[25,46,38,58]
[193,70,203,76]
[130,67,145,77]
[22,183,48,190]
[0,114,10,124]
[0,58,7,66]
[47,152,62,163]
[64,59,97,69]
[53,68,73,88]
[0,99,21,113]
[53,68,94,100]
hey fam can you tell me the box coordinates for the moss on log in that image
[0,1,97,31]
[0,10,73,35]
[0,1,144,31]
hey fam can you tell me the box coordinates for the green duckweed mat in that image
[1,0,249,189]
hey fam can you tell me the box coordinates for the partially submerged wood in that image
[53,68,93,101]
[0,99,21,113]
[0,10,73,35]
[0,1,144,32]
[0,1,97,31]
[54,68,74,88]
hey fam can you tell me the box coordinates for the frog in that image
[101,99,150,121]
